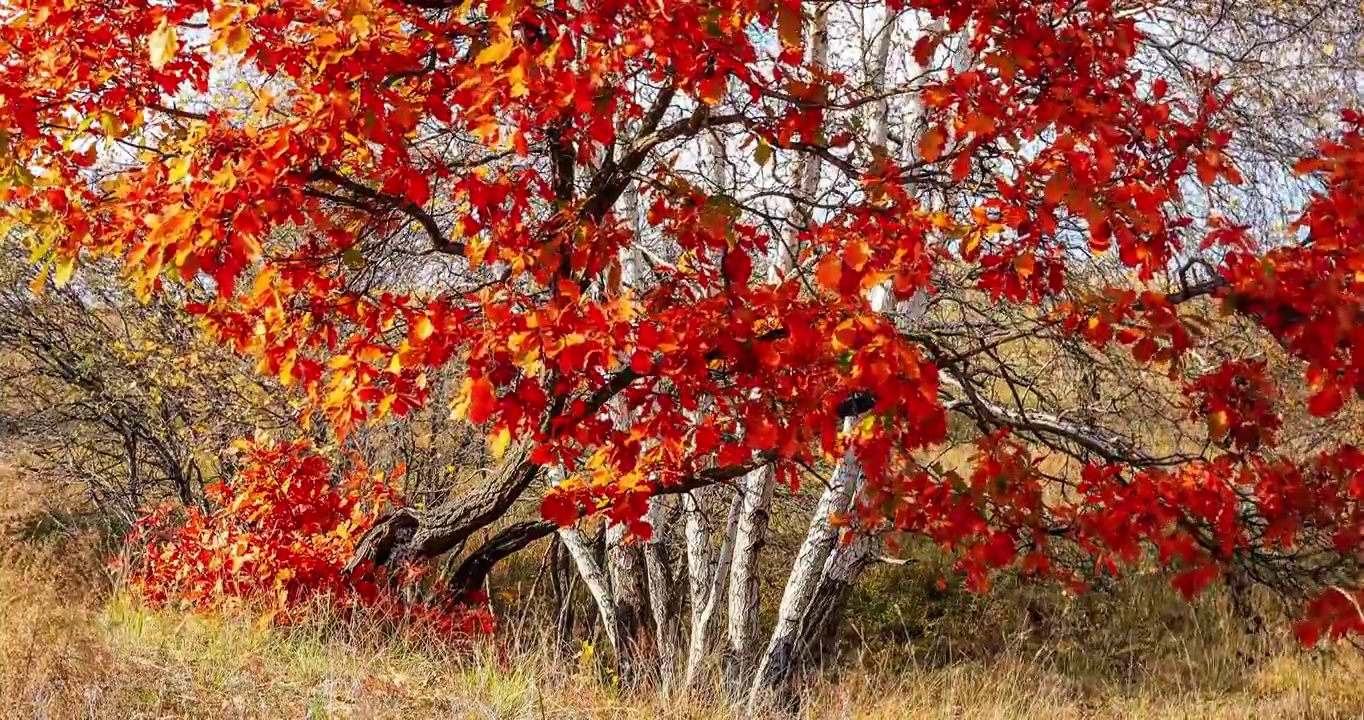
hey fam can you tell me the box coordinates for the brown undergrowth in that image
[0,461,1361,719]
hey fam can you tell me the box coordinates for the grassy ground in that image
[2,461,1363,719]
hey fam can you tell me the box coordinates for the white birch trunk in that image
[557,176,661,677]
[609,180,667,683]
[684,488,716,631]
[685,490,743,691]
[560,525,623,658]
[724,5,831,695]
[745,9,948,709]
[684,104,725,630]
[723,462,777,693]
[746,420,861,710]
[644,495,681,695]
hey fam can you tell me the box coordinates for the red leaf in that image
[629,349,653,375]
[469,377,496,424]
[1171,566,1218,601]
[1293,620,1323,648]
[540,491,579,527]
[406,173,431,207]
[1308,384,1345,417]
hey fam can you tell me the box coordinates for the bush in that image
[127,438,493,636]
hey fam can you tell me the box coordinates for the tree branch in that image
[309,168,463,256]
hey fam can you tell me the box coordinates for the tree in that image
[0,248,288,523]
[5,0,1364,712]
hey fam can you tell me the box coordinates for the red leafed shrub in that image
[128,438,493,636]
[1185,359,1282,453]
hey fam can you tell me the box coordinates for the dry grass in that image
[0,461,1362,719]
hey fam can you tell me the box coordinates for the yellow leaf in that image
[225,24,251,54]
[413,315,435,341]
[350,14,372,37]
[167,155,192,183]
[149,21,179,70]
[508,62,529,97]
[147,206,196,245]
[53,255,75,287]
[476,37,514,66]
[489,427,512,458]
[209,5,239,30]
[754,139,773,166]
[97,111,121,137]
[279,353,296,386]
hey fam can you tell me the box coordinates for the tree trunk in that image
[345,442,538,571]
[794,532,876,673]
[725,7,831,697]
[685,489,743,692]
[448,520,556,598]
[644,496,682,695]
[723,463,776,695]
[743,9,967,709]
[596,175,660,688]
[551,535,579,654]
[747,426,860,712]
[561,526,626,669]
[603,522,653,686]
[685,487,716,632]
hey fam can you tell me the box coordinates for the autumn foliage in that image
[129,438,492,635]
[4,0,1364,670]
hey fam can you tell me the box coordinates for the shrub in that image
[127,438,492,635]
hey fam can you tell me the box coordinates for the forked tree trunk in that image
[793,530,877,671]
[560,525,625,664]
[748,286,902,711]
[745,9,953,712]
[685,489,743,692]
[747,423,861,711]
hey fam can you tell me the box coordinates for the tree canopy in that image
[4,0,1364,701]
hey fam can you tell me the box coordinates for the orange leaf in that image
[697,76,726,105]
[843,239,870,271]
[919,127,946,163]
[1207,409,1229,442]
[816,254,843,291]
